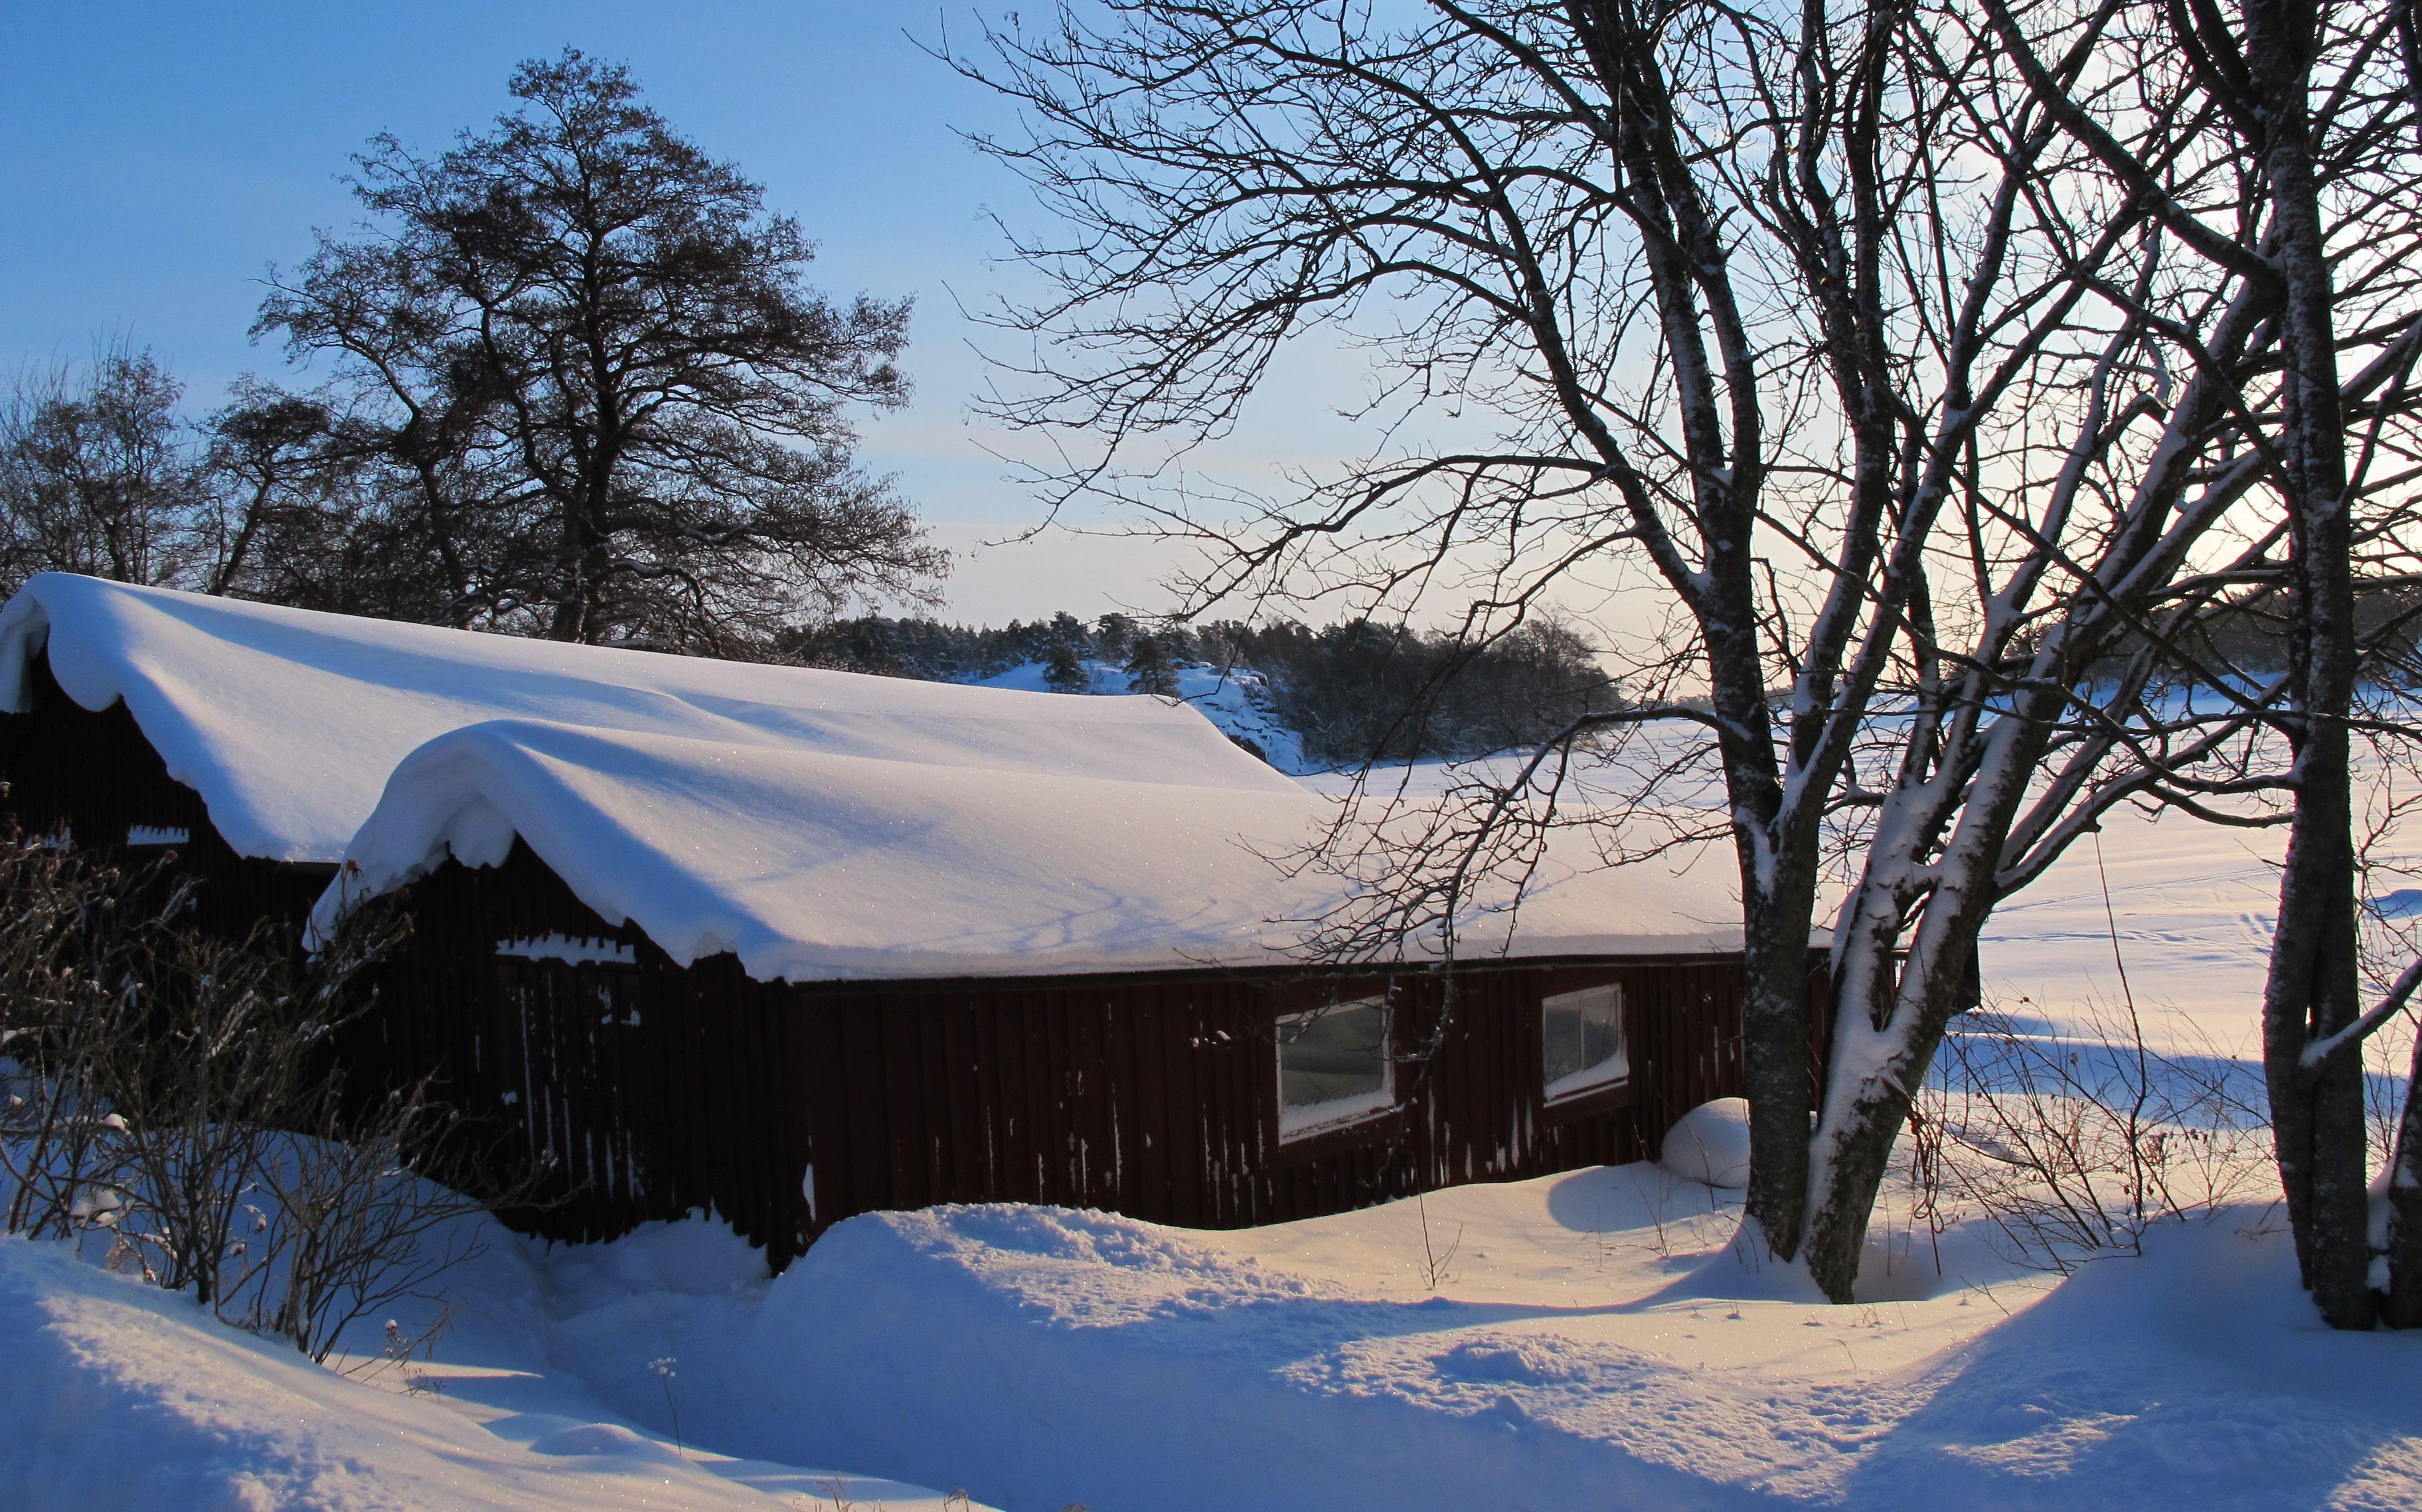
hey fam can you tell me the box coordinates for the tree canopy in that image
[250,48,943,649]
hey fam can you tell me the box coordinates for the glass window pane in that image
[1278,998,1391,1134]
[1542,984,1627,1098]
[1280,1000,1386,1105]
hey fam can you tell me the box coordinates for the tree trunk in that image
[1798,915,2004,1300]
[2263,725,2373,1328]
[2382,1027,2422,1326]
[2245,0,2374,1331]
[1796,699,2061,1299]
[1739,885,1818,1262]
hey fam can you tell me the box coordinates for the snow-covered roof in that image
[0,573,1295,862]
[0,573,1751,983]
[319,718,1748,981]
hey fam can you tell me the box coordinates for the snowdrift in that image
[0,1235,983,1510]
[623,1189,2422,1511]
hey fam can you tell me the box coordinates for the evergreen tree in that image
[1094,611,1137,661]
[1125,632,1179,696]
[1043,637,1090,694]
[1046,611,1090,653]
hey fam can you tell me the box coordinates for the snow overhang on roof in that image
[309,717,1751,983]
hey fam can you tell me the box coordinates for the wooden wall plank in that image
[880,1002,926,1211]
[1157,985,1200,1227]
[941,992,983,1204]
[993,992,1035,1205]
[967,990,1005,1205]
[841,1000,891,1218]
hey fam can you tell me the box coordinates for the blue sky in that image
[0,3,1231,621]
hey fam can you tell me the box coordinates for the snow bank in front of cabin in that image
[0,573,1292,863]
[23,1160,2420,1511]
[513,1172,2422,1512]
[0,1233,985,1511]
[1662,1097,1753,1188]
[316,717,1749,980]
[704,1203,1767,1511]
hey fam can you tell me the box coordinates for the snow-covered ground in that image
[33,1160,2401,1510]
[11,744,2422,1509]
[691,1181,2422,1510]
[0,1223,988,1511]
[1980,796,2283,1050]
[979,656,1314,775]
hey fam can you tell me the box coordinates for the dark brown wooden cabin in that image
[0,581,1821,1277]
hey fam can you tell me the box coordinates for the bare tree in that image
[193,380,475,623]
[953,0,2422,1298]
[0,339,206,594]
[252,48,946,651]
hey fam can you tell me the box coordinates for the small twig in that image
[1415,1191,1463,1292]
[650,1357,684,1458]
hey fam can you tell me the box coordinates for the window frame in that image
[1274,993,1396,1142]
[1540,981,1630,1105]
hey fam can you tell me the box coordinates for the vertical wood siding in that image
[375,844,1782,1272]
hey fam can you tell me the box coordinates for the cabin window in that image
[1542,984,1627,1101]
[1277,997,1392,1138]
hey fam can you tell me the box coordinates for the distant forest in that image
[2155,583,2422,685]
[785,611,1624,765]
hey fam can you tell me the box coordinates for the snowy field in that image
[9,753,2422,1509]
[980,656,1313,775]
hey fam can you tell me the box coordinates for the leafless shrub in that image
[343,1312,453,1394]
[234,1079,544,1365]
[801,1478,880,1512]
[0,828,548,1361]
[651,1355,686,1458]
[1910,999,2273,1273]
[0,836,191,1245]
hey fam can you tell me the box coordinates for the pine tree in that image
[1095,611,1137,661]
[1125,633,1179,697]
[1043,637,1090,694]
